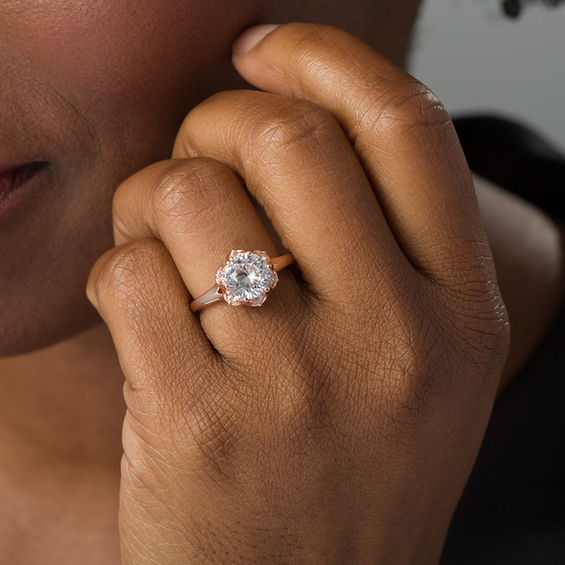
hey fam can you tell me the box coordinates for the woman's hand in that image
[86,23,509,565]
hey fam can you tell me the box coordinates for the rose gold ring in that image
[189,249,295,312]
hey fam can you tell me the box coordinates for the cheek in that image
[7,1,257,114]
[0,0,262,355]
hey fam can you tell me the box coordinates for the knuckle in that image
[95,238,164,305]
[251,98,340,160]
[150,157,232,223]
[359,75,452,139]
[112,160,167,223]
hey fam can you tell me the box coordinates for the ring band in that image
[190,249,295,312]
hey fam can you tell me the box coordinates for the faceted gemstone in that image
[216,250,278,306]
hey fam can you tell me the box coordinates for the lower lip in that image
[0,162,49,219]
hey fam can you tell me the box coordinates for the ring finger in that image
[112,156,305,354]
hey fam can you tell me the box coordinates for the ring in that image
[189,249,295,312]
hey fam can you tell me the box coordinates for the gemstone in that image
[215,250,278,306]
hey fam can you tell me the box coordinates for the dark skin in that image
[0,0,419,356]
[0,2,563,563]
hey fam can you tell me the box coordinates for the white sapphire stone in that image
[215,250,278,306]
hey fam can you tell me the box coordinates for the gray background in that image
[408,0,565,152]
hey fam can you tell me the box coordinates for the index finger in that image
[232,23,493,288]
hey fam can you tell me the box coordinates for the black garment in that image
[440,114,565,564]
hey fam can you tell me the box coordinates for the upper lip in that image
[0,161,48,193]
[0,164,25,175]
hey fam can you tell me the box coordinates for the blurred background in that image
[409,0,565,152]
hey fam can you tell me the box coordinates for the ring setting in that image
[189,249,295,312]
[216,250,278,307]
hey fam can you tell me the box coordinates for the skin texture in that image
[0,1,563,563]
[0,0,419,356]
[86,23,510,564]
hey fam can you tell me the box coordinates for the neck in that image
[0,321,123,473]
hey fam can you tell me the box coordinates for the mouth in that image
[0,161,49,208]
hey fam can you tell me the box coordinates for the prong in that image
[250,294,267,307]
[269,271,279,289]
[215,265,225,285]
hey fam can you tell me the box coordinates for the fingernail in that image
[232,24,280,55]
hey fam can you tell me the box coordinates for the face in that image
[0,0,421,356]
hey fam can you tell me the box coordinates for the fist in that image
[86,23,509,565]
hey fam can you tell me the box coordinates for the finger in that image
[172,90,412,303]
[111,157,306,352]
[231,23,492,287]
[85,238,218,397]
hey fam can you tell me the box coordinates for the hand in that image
[86,23,509,565]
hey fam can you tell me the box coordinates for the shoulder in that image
[452,113,565,392]
[474,172,565,393]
